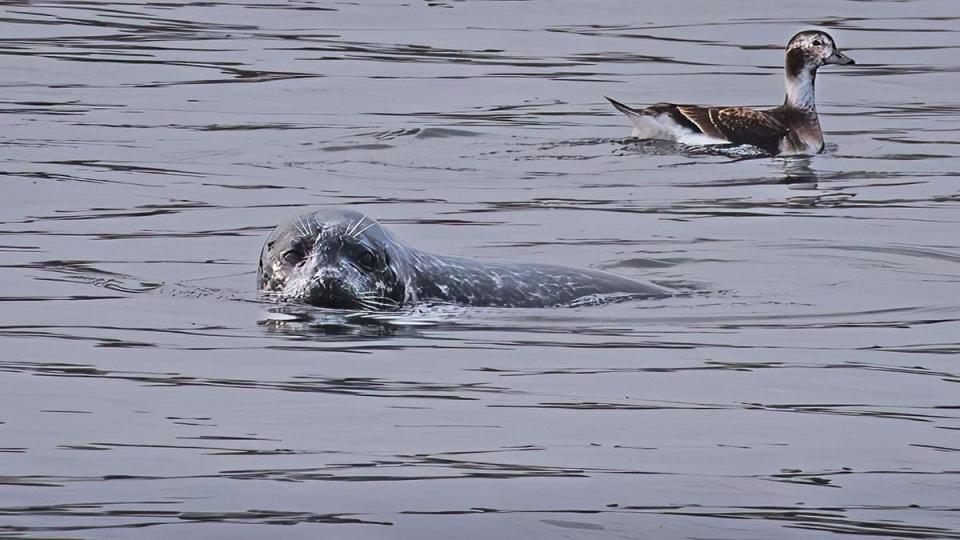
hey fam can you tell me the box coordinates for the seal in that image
[258,209,670,310]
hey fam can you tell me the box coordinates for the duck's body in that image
[607,30,855,156]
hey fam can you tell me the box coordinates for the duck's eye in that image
[282,248,304,265]
[812,39,823,46]
[355,249,380,271]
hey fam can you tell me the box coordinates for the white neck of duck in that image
[784,68,817,111]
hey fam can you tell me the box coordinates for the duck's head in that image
[785,30,854,77]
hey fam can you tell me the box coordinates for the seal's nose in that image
[307,270,354,308]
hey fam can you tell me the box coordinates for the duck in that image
[606,30,855,156]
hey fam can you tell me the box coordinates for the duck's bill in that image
[826,51,855,65]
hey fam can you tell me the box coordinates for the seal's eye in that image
[283,248,304,265]
[355,249,380,272]
[812,39,823,46]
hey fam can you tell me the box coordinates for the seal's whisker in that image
[355,291,398,304]
[354,294,399,310]
[352,221,376,239]
[295,214,310,236]
[355,295,396,306]
[345,217,365,238]
[356,299,389,312]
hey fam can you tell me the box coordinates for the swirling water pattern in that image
[1,1,959,538]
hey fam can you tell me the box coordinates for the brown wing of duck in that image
[670,105,729,140]
[709,107,789,155]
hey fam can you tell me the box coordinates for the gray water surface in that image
[2,1,959,538]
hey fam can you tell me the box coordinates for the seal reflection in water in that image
[258,209,671,310]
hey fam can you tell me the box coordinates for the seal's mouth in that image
[305,294,359,310]
[300,279,401,312]
[305,277,357,309]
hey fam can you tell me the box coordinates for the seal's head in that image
[258,209,410,310]
[785,30,854,77]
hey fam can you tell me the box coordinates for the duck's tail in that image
[605,96,664,138]
[605,96,648,121]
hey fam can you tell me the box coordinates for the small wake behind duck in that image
[610,134,771,160]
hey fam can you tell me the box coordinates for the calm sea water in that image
[2,1,959,538]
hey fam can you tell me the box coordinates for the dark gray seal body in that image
[258,209,670,310]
